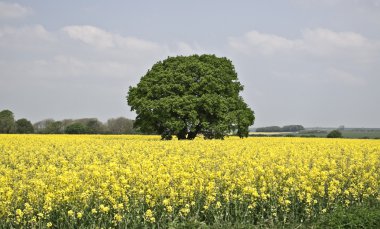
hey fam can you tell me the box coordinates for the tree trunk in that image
[186,124,202,140]
[187,131,197,140]
[176,128,187,140]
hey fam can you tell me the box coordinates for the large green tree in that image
[127,54,254,140]
[0,109,15,133]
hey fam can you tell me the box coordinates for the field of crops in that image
[0,135,379,228]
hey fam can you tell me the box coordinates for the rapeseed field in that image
[0,135,379,227]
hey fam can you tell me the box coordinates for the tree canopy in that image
[32,117,134,134]
[15,118,34,134]
[107,117,135,134]
[0,109,15,133]
[256,125,304,132]
[127,54,254,140]
[0,109,136,135]
[327,130,343,138]
[65,123,89,134]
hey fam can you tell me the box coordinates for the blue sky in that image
[1,0,380,127]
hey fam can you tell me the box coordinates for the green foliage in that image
[33,117,135,135]
[33,119,63,134]
[46,121,63,134]
[327,129,343,138]
[256,126,282,132]
[65,123,88,134]
[256,125,304,132]
[314,203,380,228]
[165,201,380,228]
[33,119,59,134]
[282,125,304,132]
[15,118,34,133]
[85,119,104,134]
[127,54,255,140]
[106,117,135,134]
[0,109,15,133]
[340,129,380,139]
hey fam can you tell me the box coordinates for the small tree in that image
[65,123,88,134]
[327,130,342,138]
[282,125,304,132]
[85,119,105,134]
[0,109,15,133]
[256,126,282,132]
[15,118,34,133]
[33,119,54,133]
[127,54,255,140]
[106,117,135,134]
[46,121,64,134]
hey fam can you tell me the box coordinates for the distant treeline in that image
[256,125,305,132]
[0,109,137,134]
[34,117,136,134]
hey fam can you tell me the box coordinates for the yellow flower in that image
[1,135,379,226]
[145,209,153,218]
[166,206,173,213]
[99,204,109,213]
[163,198,170,206]
[180,206,190,216]
[114,213,123,222]
[15,209,23,217]
[68,210,74,217]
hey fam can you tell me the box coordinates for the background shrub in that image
[327,130,342,138]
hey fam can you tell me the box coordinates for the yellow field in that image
[0,135,379,227]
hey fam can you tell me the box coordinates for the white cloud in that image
[300,28,376,59]
[327,68,367,86]
[290,0,346,7]
[0,24,213,85]
[0,2,32,19]
[51,55,138,78]
[229,28,380,60]
[0,25,55,50]
[0,51,158,85]
[0,24,206,87]
[291,0,380,8]
[302,28,368,48]
[171,41,207,56]
[227,28,380,96]
[63,25,114,49]
[229,31,299,55]
[62,25,161,51]
[0,24,52,40]
[176,42,197,55]
[61,25,210,58]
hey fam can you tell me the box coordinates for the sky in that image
[1,0,380,128]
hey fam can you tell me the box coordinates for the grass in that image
[340,130,380,139]
[250,129,380,139]
[171,201,380,228]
